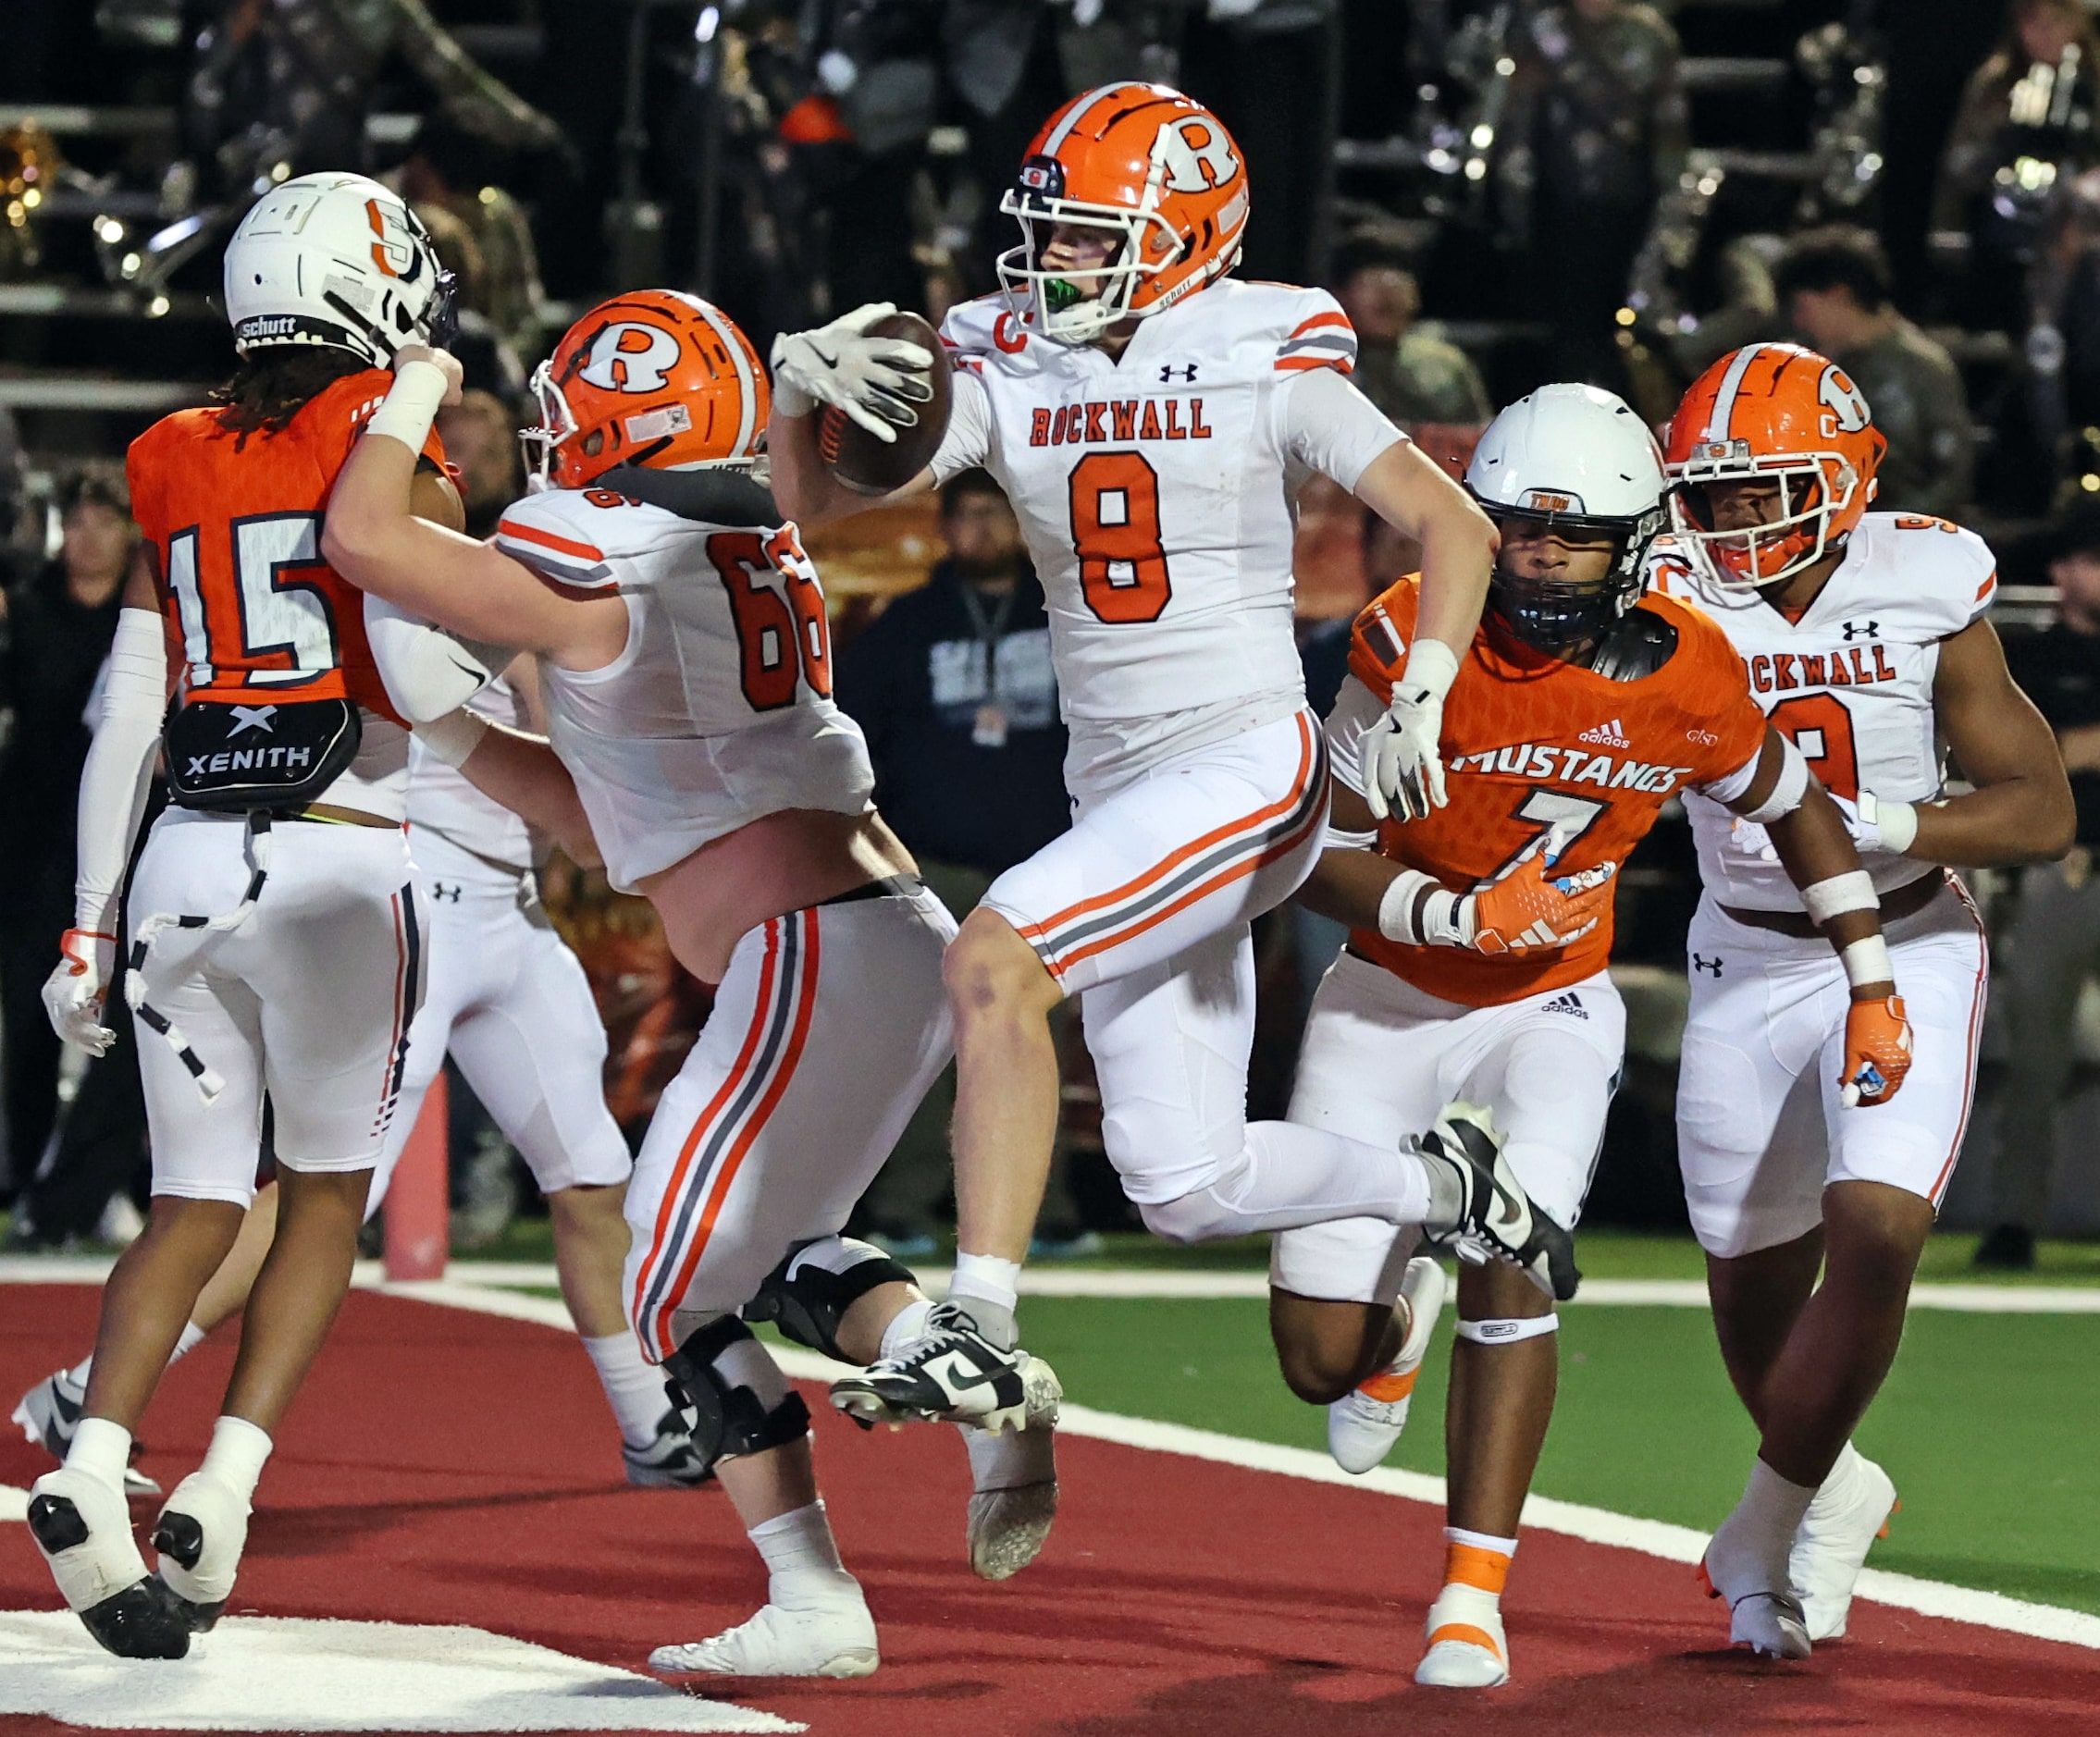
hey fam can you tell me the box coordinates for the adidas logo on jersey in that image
[1579,719,1632,747]
[1539,992,1588,1019]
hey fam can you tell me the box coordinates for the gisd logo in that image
[577,322,684,394]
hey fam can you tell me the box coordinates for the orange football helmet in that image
[998,82,1250,345]
[523,290,768,489]
[1663,341,1887,590]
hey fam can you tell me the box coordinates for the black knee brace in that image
[742,1236,917,1361]
[661,1315,811,1467]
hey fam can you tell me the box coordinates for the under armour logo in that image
[1692,954,1723,977]
[229,705,278,736]
[1159,364,1198,383]
[429,882,462,904]
[1842,620,1880,641]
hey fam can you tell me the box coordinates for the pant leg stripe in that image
[1929,874,1989,1208]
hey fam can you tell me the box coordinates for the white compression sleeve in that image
[74,608,167,935]
[1276,364,1407,491]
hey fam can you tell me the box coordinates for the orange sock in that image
[1359,1365,1419,1403]
[1427,1528,1517,1658]
[1443,1530,1515,1599]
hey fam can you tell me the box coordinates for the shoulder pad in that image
[1852,513,1998,634]
[1590,605,1680,683]
[493,487,677,593]
[1346,578,1421,697]
[1266,284,1359,376]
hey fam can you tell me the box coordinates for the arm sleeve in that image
[73,608,167,935]
[929,367,994,485]
[1322,676,1386,799]
[1279,364,1408,493]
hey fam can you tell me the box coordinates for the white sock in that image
[1803,1441,1865,1523]
[583,1331,673,1448]
[948,1253,1021,1350]
[200,1415,274,1501]
[879,1300,933,1362]
[748,1500,861,1610]
[67,1416,132,1484]
[66,1321,204,1392]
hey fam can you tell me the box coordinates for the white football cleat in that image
[152,1469,252,1631]
[1699,1506,1811,1660]
[1414,1583,1510,1688]
[13,1369,161,1495]
[1327,1257,1447,1475]
[961,1418,1057,1580]
[649,1596,879,1679]
[1791,1448,1897,1642]
[26,1464,190,1658]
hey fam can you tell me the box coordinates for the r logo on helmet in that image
[1818,365,1871,437]
[1154,117,1240,194]
[579,323,684,394]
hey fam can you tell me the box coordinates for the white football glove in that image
[1364,682,1448,822]
[43,929,118,1056]
[1829,789,1920,856]
[769,302,934,444]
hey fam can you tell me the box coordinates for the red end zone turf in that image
[4,1283,2096,1736]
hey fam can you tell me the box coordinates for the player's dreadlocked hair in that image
[210,347,371,447]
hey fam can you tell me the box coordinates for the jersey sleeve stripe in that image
[1288,312,1353,339]
[1278,331,1360,361]
[1974,573,1996,601]
[1276,355,1355,374]
[496,517,606,562]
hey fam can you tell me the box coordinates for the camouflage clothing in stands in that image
[1839,322,1975,521]
[1353,327,1493,431]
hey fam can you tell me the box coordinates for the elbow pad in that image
[364,594,513,724]
[1737,734,1810,824]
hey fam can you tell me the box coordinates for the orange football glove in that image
[1468,858,1618,956]
[1840,994,1912,1107]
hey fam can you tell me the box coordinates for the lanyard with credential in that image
[957,581,1018,747]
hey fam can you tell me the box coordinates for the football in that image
[817,310,952,497]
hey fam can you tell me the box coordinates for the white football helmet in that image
[1466,383,1668,647]
[222,173,453,367]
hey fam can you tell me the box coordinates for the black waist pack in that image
[163,696,363,814]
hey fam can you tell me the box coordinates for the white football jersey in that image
[933,282,1402,768]
[1650,512,1999,910]
[493,488,874,893]
[407,671,534,873]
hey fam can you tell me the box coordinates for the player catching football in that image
[771,81,1571,1429]
[325,289,1047,1679]
[1656,343,2073,1658]
[1266,383,1912,1689]
[29,174,470,1657]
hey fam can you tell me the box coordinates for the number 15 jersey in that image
[932,282,1405,770]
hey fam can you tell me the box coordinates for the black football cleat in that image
[829,1302,1061,1434]
[1420,1101,1581,1302]
[28,1482,191,1659]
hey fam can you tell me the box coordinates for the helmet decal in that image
[1154,117,1240,194]
[577,322,684,394]
[1818,364,1871,436]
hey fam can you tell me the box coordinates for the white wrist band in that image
[414,708,489,770]
[1864,792,1919,855]
[1325,824,1377,853]
[767,335,817,417]
[364,359,449,450]
[1377,869,1436,942]
[1841,934,1896,989]
[1398,636,1460,701]
[1801,868,1878,925]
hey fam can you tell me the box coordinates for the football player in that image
[1657,343,2074,1657]
[323,290,1034,1678]
[1266,383,1913,1689]
[769,83,1572,1428]
[15,665,710,1496]
[29,173,469,1657]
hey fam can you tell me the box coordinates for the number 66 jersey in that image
[932,282,1404,785]
[1648,513,1999,911]
[492,486,874,893]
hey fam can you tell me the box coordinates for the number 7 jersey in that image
[493,486,873,893]
[1648,512,1998,911]
[931,281,1403,745]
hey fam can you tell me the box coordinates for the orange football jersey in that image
[1344,578,1769,1006]
[127,369,448,722]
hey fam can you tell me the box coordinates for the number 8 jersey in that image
[1648,514,1999,911]
[493,486,874,893]
[932,282,1405,776]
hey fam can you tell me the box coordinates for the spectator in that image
[832,469,1084,1254]
[1505,0,1687,389]
[1333,252,1492,433]
[0,463,135,1193]
[1776,226,1976,520]
[438,389,527,539]
[1980,504,2100,1269]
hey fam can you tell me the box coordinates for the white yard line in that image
[393,1277,2100,1655]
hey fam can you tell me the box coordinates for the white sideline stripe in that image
[1,1484,28,1521]
[399,1279,2100,1654]
[11,1256,2100,1313]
